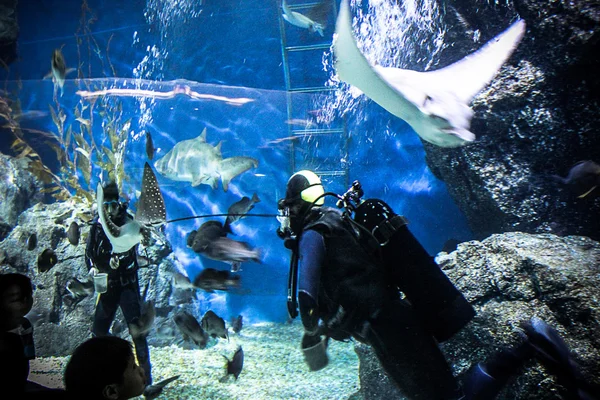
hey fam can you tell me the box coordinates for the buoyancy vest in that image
[303,207,397,333]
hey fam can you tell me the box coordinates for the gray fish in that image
[25,309,48,327]
[193,268,241,292]
[97,162,166,253]
[111,319,126,336]
[143,375,180,400]
[37,248,58,273]
[224,193,260,232]
[154,127,258,192]
[173,311,209,349]
[145,130,155,161]
[201,310,228,339]
[202,238,261,272]
[219,347,244,382]
[552,160,600,199]
[46,48,75,97]
[26,233,37,251]
[188,221,261,272]
[67,221,80,246]
[170,270,196,290]
[66,277,94,299]
[231,315,243,334]
[129,300,156,339]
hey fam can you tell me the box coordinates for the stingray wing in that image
[334,0,422,125]
[135,162,167,226]
[427,19,525,104]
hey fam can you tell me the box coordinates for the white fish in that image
[333,0,526,147]
[44,48,75,97]
[154,127,258,192]
[282,0,329,36]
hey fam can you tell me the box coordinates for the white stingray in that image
[97,182,144,254]
[333,0,526,147]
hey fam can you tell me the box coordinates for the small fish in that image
[66,277,94,299]
[67,221,80,246]
[282,0,331,36]
[552,160,600,199]
[193,268,241,292]
[26,233,37,251]
[143,375,180,400]
[201,310,228,339]
[173,311,209,349]
[224,193,260,232]
[25,309,48,327]
[145,130,155,161]
[170,270,196,290]
[188,222,261,272]
[129,300,156,339]
[37,248,58,273]
[45,48,75,97]
[219,347,244,382]
[231,315,243,334]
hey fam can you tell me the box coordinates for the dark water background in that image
[4,0,473,322]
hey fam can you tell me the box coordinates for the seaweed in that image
[0,0,133,206]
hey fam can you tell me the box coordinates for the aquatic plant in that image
[0,0,134,206]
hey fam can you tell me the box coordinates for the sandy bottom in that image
[28,321,360,399]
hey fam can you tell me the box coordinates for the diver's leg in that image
[92,287,119,337]
[365,299,462,400]
[120,281,152,385]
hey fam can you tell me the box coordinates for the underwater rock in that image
[0,0,18,65]
[423,0,600,241]
[0,199,180,356]
[355,232,600,400]
[0,154,44,227]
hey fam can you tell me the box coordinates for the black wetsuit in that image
[296,207,465,399]
[85,209,152,384]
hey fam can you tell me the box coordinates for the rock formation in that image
[0,0,18,66]
[0,153,44,229]
[355,232,600,399]
[423,0,600,241]
[0,197,201,356]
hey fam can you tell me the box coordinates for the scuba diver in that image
[85,181,153,386]
[278,170,598,400]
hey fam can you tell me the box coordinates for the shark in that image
[282,0,331,36]
[96,162,167,253]
[154,127,258,191]
[333,0,526,147]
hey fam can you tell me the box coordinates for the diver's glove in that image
[301,332,329,371]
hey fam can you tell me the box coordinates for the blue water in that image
[5,0,473,323]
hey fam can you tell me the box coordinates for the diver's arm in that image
[84,220,98,271]
[298,229,326,335]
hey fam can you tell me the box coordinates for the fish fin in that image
[65,67,77,77]
[135,163,167,226]
[219,157,259,192]
[427,19,525,104]
[43,71,52,80]
[198,127,207,142]
[577,185,597,199]
[252,193,260,203]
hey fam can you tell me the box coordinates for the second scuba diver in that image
[278,170,598,400]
